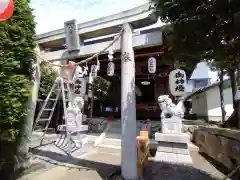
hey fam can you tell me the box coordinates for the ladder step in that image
[56,89,69,92]
[38,118,51,122]
[58,99,70,102]
[34,128,47,132]
[33,128,55,133]
[33,77,73,145]
[49,98,58,101]
[44,108,55,111]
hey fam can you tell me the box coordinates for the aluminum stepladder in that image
[33,76,72,146]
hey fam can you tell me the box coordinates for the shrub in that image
[0,0,36,179]
[38,61,57,99]
[92,76,110,103]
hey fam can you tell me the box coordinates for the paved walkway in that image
[24,119,230,180]
[19,145,228,180]
[19,147,120,180]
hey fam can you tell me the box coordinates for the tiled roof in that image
[190,62,211,80]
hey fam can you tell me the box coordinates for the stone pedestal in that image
[154,116,192,165]
[161,116,182,134]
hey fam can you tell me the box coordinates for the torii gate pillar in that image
[121,23,137,180]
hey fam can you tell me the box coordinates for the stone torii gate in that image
[36,3,159,179]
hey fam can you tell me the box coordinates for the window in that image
[194,79,209,88]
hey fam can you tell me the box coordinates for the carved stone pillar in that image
[121,23,137,180]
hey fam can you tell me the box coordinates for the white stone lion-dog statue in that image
[157,95,185,119]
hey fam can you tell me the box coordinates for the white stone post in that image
[18,46,42,168]
[121,23,137,180]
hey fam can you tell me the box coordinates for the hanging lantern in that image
[169,69,187,97]
[107,48,114,76]
[87,82,93,98]
[88,64,99,98]
[107,62,115,76]
[148,57,156,74]
[73,78,87,96]
[91,65,98,78]
[108,48,114,61]
[73,66,87,96]
[80,78,87,94]
[108,49,114,55]
[0,0,14,21]
[235,86,240,100]
[108,54,114,61]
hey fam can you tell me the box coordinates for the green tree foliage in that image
[153,0,240,127]
[38,61,57,99]
[154,0,240,69]
[158,21,202,71]
[92,76,110,103]
[0,0,36,178]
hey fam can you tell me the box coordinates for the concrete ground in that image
[21,119,230,180]
[20,141,228,180]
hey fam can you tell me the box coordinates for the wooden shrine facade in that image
[35,3,192,120]
[75,45,191,120]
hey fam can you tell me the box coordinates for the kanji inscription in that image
[175,71,185,92]
[74,79,82,94]
[122,52,132,63]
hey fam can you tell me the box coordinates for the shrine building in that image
[36,3,192,120]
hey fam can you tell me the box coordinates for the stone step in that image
[90,136,199,152]
[154,151,192,164]
[157,142,189,155]
[188,142,199,152]
[85,135,121,149]
[155,132,190,144]
[102,138,121,146]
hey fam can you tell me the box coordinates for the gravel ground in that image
[143,160,219,180]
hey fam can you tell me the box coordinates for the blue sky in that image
[30,0,148,34]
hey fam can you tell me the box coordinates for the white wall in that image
[186,79,194,93]
[206,87,233,121]
[191,92,208,117]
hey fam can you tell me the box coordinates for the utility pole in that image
[236,63,240,129]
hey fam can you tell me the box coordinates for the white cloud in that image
[30,0,148,34]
